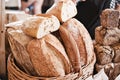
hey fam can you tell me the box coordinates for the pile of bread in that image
[94,9,120,80]
[6,0,95,80]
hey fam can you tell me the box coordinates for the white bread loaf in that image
[46,0,77,22]
[60,18,95,67]
[7,29,37,75]
[27,34,71,77]
[21,15,60,39]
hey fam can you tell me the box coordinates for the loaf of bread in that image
[59,25,81,73]
[60,18,95,67]
[46,0,77,22]
[100,9,119,28]
[95,26,120,46]
[21,15,60,39]
[27,34,71,77]
[94,44,114,65]
[7,29,37,75]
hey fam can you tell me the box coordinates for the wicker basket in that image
[7,54,96,80]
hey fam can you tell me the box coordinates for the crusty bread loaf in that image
[94,44,114,65]
[100,9,119,28]
[95,26,120,46]
[43,34,72,74]
[27,34,71,77]
[21,15,60,39]
[60,18,95,67]
[46,0,77,22]
[59,26,82,73]
[7,29,37,75]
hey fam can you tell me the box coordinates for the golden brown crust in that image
[61,18,95,67]
[62,18,87,66]
[44,34,72,74]
[27,34,71,77]
[21,16,60,39]
[7,29,37,75]
[59,26,82,73]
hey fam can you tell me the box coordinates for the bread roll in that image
[100,9,119,28]
[46,0,77,22]
[27,34,71,77]
[60,18,95,67]
[94,44,114,65]
[22,15,60,39]
[95,26,120,46]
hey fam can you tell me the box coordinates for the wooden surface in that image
[0,0,6,78]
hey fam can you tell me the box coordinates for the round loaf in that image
[27,34,71,77]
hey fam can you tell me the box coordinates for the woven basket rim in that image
[7,53,96,80]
